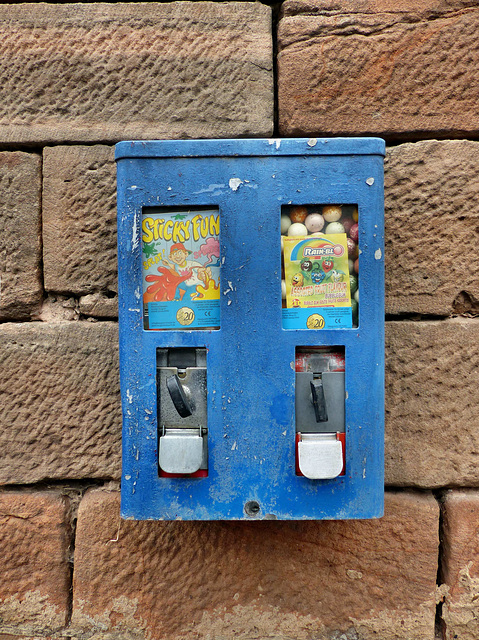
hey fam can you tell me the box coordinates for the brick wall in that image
[0,2,478,639]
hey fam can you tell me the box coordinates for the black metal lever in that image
[166,374,193,418]
[310,379,328,422]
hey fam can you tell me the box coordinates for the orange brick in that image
[72,489,439,639]
[0,493,70,635]
[442,491,479,640]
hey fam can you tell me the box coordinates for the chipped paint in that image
[375,248,382,260]
[268,139,281,149]
[307,138,317,147]
[229,177,243,191]
[194,183,226,195]
[366,177,375,186]
[131,215,139,251]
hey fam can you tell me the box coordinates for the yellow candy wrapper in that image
[283,234,353,329]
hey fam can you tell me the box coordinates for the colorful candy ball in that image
[350,223,359,243]
[289,206,308,223]
[305,213,325,233]
[281,214,292,235]
[347,238,358,258]
[354,258,359,274]
[288,222,308,237]
[348,259,354,273]
[342,218,354,235]
[352,208,359,222]
[325,221,345,235]
[349,275,358,295]
[323,205,342,222]
[281,280,286,299]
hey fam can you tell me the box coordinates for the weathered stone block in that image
[42,145,117,299]
[71,489,439,640]
[442,491,479,640]
[0,3,273,144]
[385,140,479,316]
[0,322,121,484]
[0,492,69,636]
[385,319,479,488]
[278,1,479,138]
[0,152,42,320]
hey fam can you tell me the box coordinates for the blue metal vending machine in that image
[116,138,385,520]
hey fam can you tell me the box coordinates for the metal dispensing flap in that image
[297,434,343,480]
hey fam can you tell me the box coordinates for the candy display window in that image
[281,204,359,329]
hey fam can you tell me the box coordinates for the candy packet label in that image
[282,234,352,330]
[141,209,220,330]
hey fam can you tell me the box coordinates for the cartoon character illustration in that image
[322,258,334,273]
[311,269,326,285]
[329,269,346,283]
[291,272,304,287]
[292,299,301,308]
[145,267,193,302]
[162,242,212,300]
[300,259,313,272]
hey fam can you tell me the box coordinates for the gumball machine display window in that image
[281,205,359,330]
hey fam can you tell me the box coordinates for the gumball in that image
[310,232,326,238]
[325,221,345,235]
[352,207,359,222]
[348,259,354,273]
[281,280,286,299]
[288,222,308,237]
[351,298,358,316]
[354,289,359,303]
[342,218,354,235]
[289,206,308,223]
[347,238,358,259]
[305,213,325,233]
[349,275,358,295]
[350,223,359,243]
[281,214,292,235]
[354,258,359,274]
[323,205,342,222]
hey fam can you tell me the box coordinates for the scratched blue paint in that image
[116,138,385,521]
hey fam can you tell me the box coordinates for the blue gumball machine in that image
[116,138,385,521]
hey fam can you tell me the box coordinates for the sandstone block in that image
[0,322,121,484]
[385,140,479,316]
[278,1,479,138]
[441,491,479,640]
[0,152,42,320]
[0,3,273,144]
[385,319,479,488]
[71,489,439,640]
[43,145,117,299]
[0,492,69,636]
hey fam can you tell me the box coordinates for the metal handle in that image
[310,379,328,422]
[166,374,193,418]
